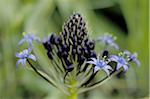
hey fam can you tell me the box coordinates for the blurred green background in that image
[0,0,149,99]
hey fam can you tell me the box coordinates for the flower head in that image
[97,34,119,50]
[86,58,113,76]
[16,49,36,68]
[124,50,140,66]
[15,13,140,94]
[18,33,41,50]
[110,55,129,72]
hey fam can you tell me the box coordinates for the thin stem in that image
[78,70,121,94]
[27,59,57,88]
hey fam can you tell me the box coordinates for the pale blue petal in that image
[94,66,101,73]
[18,39,25,45]
[105,65,113,70]
[135,60,141,66]
[21,59,27,67]
[23,49,29,55]
[28,54,36,61]
[124,50,130,55]
[16,59,22,68]
[123,65,129,72]
[110,55,118,61]
[86,61,97,65]
[15,53,21,58]
[102,68,110,76]
[116,63,122,70]
[90,58,97,63]
[111,43,119,50]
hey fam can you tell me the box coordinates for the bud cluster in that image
[43,13,96,73]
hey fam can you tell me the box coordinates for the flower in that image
[124,50,140,66]
[97,34,119,50]
[86,58,113,76]
[18,33,41,50]
[110,55,129,72]
[16,49,36,68]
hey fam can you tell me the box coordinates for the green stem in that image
[67,92,78,99]
[67,79,78,99]
[27,59,57,88]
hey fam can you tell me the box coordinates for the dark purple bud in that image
[90,51,97,58]
[86,40,95,50]
[47,51,53,59]
[102,50,109,58]
[49,33,56,44]
[54,36,62,45]
[65,59,74,72]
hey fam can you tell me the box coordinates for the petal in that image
[105,65,113,70]
[102,68,110,76]
[27,39,33,46]
[109,55,118,61]
[116,63,122,70]
[86,61,97,65]
[123,65,129,72]
[124,50,130,55]
[134,60,140,66]
[28,54,36,61]
[15,53,21,58]
[91,58,97,63]
[94,66,101,72]
[111,43,119,50]
[16,59,22,68]
[18,39,25,45]
[21,59,27,67]
[23,49,29,55]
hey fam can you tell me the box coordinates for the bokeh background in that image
[0,0,149,99]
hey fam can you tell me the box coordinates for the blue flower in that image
[97,34,119,50]
[16,49,36,68]
[86,58,113,76]
[18,33,41,49]
[124,50,140,66]
[110,55,129,72]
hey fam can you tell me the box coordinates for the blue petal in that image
[16,59,22,68]
[15,53,21,58]
[21,59,27,67]
[135,60,141,66]
[123,65,129,72]
[94,66,101,72]
[86,61,97,65]
[116,63,122,70]
[102,68,110,76]
[28,54,36,61]
[18,39,25,45]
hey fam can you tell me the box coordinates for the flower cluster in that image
[16,33,40,68]
[16,13,140,95]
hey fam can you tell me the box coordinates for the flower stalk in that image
[67,80,78,99]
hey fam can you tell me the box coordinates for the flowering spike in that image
[42,13,97,73]
[15,13,140,95]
